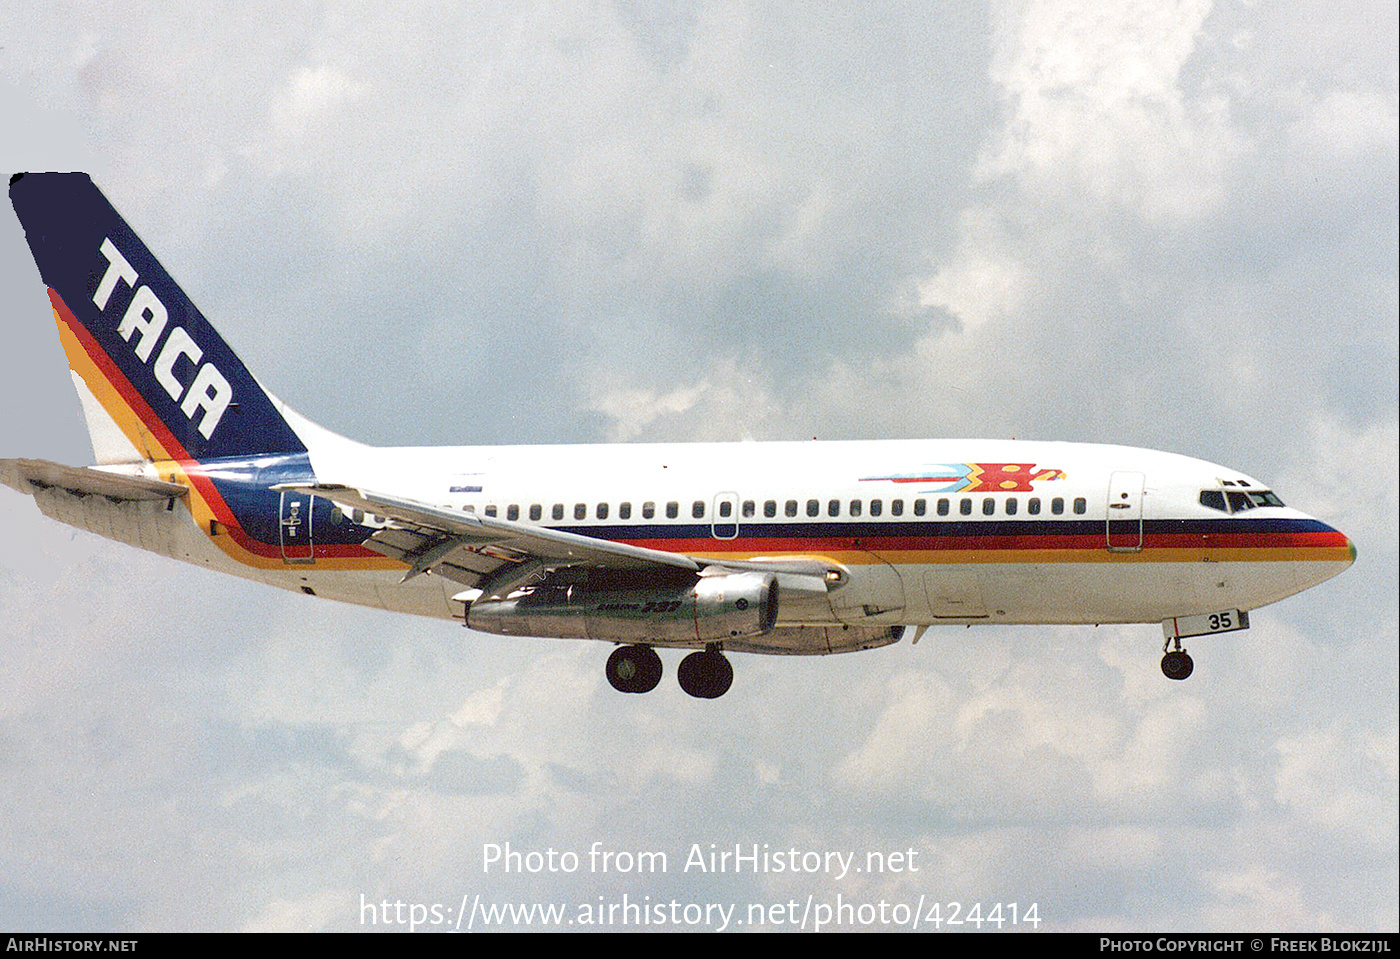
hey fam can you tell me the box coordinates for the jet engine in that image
[466,571,779,643]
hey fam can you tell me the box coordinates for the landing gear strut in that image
[605,644,662,694]
[677,645,733,699]
[1161,636,1194,681]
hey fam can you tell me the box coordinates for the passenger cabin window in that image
[849,499,862,517]
[1073,497,1087,515]
[507,505,519,521]
[1051,497,1064,515]
[807,499,820,517]
[619,502,631,520]
[982,498,995,516]
[574,503,587,520]
[892,499,904,517]
[870,499,883,517]
[828,499,840,517]
[742,500,755,518]
[937,498,949,516]
[960,498,972,516]
[1006,497,1018,516]
[785,500,798,517]
[485,505,497,517]
[552,504,564,520]
[719,500,733,518]
[529,504,542,521]
[1028,497,1040,515]
[666,501,679,519]
[914,499,927,516]
[596,503,608,520]
[692,500,705,519]
[764,500,776,518]
[642,501,655,519]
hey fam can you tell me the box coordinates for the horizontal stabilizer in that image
[0,457,187,502]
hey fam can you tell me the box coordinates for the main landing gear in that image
[677,645,733,699]
[1161,636,1194,681]
[605,644,662,694]
[604,643,733,699]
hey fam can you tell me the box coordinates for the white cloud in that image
[242,889,353,932]
[1063,826,1163,870]
[979,0,1248,223]
[1291,87,1400,159]
[833,656,1233,821]
[1201,866,1337,932]
[268,66,367,139]
[917,208,1031,333]
[584,358,797,442]
[587,381,709,442]
[1274,727,1397,848]
[1278,413,1399,538]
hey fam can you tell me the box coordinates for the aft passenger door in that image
[279,489,316,563]
[1106,471,1144,552]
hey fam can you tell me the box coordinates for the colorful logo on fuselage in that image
[859,463,1066,493]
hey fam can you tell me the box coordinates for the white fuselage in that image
[30,437,1350,652]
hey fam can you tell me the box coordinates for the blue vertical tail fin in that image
[9,172,311,465]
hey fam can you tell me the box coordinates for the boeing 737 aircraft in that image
[1,173,1355,698]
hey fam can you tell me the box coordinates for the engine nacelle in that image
[466,571,779,643]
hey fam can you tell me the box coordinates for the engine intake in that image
[467,571,779,643]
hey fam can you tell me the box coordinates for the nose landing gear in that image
[1161,637,1194,680]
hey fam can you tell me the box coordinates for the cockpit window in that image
[1203,488,1285,513]
[1226,490,1255,512]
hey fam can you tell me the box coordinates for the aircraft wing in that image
[285,483,703,596]
[1,458,188,502]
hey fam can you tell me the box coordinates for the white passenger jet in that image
[1,174,1355,698]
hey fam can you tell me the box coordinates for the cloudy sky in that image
[0,0,1395,932]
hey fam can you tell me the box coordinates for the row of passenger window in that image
[480,496,1090,522]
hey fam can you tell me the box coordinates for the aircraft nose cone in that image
[1293,518,1356,592]
[1323,520,1357,566]
[1319,521,1356,575]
